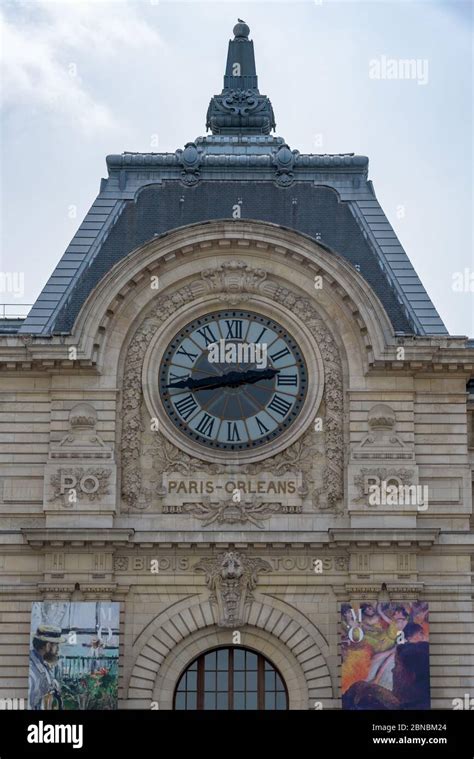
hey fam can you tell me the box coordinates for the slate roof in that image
[7,23,447,337]
[0,318,26,334]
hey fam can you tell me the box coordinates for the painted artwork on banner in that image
[28,601,119,710]
[340,601,430,710]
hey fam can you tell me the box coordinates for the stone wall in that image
[0,221,473,709]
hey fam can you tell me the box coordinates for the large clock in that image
[158,310,308,451]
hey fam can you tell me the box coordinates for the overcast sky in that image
[1,0,472,335]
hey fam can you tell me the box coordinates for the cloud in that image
[0,0,161,135]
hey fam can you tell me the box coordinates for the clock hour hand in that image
[165,375,223,391]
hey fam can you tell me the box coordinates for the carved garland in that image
[180,497,296,528]
[121,285,195,509]
[271,286,344,510]
[120,268,344,512]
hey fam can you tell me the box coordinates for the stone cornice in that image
[344,582,424,597]
[334,584,473,599]
[22,528,134,548]
[329,528,439,547]
[0,584,43,595]
[36,582,119,598]
[14,528,452,549]
[1,318,473,373]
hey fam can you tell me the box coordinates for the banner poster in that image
[28,601,119,710]
[340,601,430,710]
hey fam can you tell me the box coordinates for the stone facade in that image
[0,220,473,708]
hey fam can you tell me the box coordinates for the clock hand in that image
[228,367,279,387]
[165,375,225,391]
[166,367,279,391]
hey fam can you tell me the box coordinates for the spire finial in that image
[234,19,250,39]
[206,22,276,135]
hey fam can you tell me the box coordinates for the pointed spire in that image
[206,21,276,135]
[224,21,257,90]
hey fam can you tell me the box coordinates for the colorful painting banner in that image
[340,601,430,710]
[28,601,119,710]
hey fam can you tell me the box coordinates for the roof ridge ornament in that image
[206,21,276,135]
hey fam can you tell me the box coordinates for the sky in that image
[0,0,473,336]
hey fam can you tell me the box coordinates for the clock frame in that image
[142,299,324,465]
[158,310,307,451]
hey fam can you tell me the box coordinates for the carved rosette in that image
[195,551,272,627]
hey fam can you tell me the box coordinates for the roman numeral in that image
[169,371,189,382]
[174,394,198,420]
[195,325,217,345]
[226,422,241,441]
[254,327,267,343]
[195,413,216,437]
[255,416,269,435]
[277,373,297,386]
[268,394,292,417]
[270,347,290,362]
[176,347,198,361]
[224,320,243,339]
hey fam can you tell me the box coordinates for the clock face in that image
[159,310,307,451]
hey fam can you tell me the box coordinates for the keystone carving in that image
[200,260,267,304]
[195,551,271,627]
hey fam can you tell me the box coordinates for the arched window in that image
[174,646,288,710]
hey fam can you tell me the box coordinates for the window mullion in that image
[229,647,234,710]
[257,653,265,710]
[197,655,204,710]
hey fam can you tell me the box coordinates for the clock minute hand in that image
[166,367,280,392]
[205,367,279,389]
[237,367,280,386]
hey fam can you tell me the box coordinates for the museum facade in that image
[0,22,473,710]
